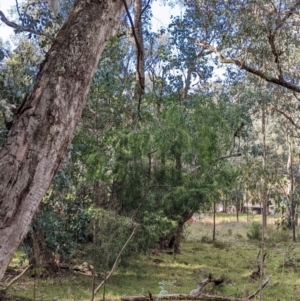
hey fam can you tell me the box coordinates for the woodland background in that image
[1,0,300,300]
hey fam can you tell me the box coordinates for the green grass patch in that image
[4,214,300,301]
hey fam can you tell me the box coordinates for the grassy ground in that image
[3,213,300,301]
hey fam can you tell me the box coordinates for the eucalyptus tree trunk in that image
[134,0,145,119]
[212,201,216,241]
[259,104,267,301]
[261,105,267,229]
[287,138,296,241]
[0,0,132,281]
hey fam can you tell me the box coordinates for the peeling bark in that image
[0,0,132,280]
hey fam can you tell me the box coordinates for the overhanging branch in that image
[269,105,300,129]
[216,153,242,161]
[0,10,53,40]
[195,41,300,93]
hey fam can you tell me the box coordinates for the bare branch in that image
[247,274,272,300]
[190,274,212,296]
[265,3,300,81]
[5,265,31,290]
[182,49,213,99]
[15,0,23,26]
[293,91,300,101]
[269,105,300,129]
[121,275,271,301]
[195,41,300,93]
[93,226,137,295]
[122,0,145,120]
[215,153,242,161]
[0,10,53,40]
[273,2,300,32]
[139,0,151,24]
[121,293,251,301]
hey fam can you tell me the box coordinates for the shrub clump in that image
[247,221,262,240]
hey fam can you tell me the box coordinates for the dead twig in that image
[4,265,31,291]
[93,227,137,295]
[190,274,212,296]
[121,274,271,301]
[247,274,272,300]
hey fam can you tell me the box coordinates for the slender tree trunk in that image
[182,50,212,99]
[235,187,239,222]
[236,195,239,223]
[166,213,193,254]
[287,139,296,241]
[261,105,267,228]
[0,0,132,280]
[212,201,216,241]
[259,104,267,301]
[134,0,145,119]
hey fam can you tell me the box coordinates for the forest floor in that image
[3,213,300,301]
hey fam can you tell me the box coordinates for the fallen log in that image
[121,293,244,301]
[189,274,224,296]
[121,275,272,301]
[190,274,212,295]
[247,275,272,300]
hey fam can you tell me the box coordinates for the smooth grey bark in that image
[0,0,132,280]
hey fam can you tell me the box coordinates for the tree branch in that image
[4,265,31,290]
[189,274,213,296]
[195,41,300,93]
[139,0,151,24]
[0,10,53,39]
[273,2,300,33]
[15,0,23,27]
[122,293,244,301]
[215,153,242,161]
[265,3,300,81]
[122,0,145,120]
[93,227,137,295]
[247,274,272,300]
[269,105,300,129]
[121,275,271,301]
[187,153,242,174]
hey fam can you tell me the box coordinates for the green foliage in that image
[87,208,135,269]
[247,221,262,241]
[137,211,177,252]
[162,186,204,221]
[30,179,92,261]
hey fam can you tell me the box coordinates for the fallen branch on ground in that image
[190,274,224,296]
[122,293,245,301]
[0,265,31,295]
[121,274,271,301]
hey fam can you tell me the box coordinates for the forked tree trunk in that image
[0,0,132,280]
